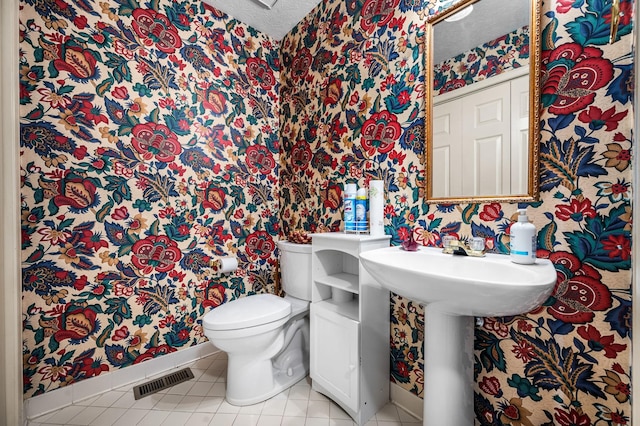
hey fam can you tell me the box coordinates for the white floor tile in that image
[309,389,329,401]
[207,382,227,397]
[188,380,215,396]
[165,379,195,395]
[154,393,184,411]
[43,405,86,424]
[261,398,287,416]
[281,417,307,426]
[307,400,331,418]
[375,403,400,422]
[67,406,107,425]
[130,394,159,410]
[329,419,355,426]
[174,395,205,412]
[27,352,419,426]
[306,418,330,426]
[137,409,171,425]
[89,407,128,426]
[116,408,149,424]
[160,410,192,425]
[233,414,260,426]
[210,413,237,426]
[110,391,136,409]
[288,382,311,400]
[195,396,224,413]
[329,403,351,420]
[187,412,216,425]
[283,398,308,417]
[217,399,242,414]
[256,415,283,426]
[239,401,265,415]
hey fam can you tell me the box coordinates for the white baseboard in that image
[25,343,219,420]
[390,382,423,420]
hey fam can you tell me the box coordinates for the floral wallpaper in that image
[433,25,530,94]
[280,0,633,424]
[19,0,280,398]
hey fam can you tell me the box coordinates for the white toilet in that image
[202,240,312,406]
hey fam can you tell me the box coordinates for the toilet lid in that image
[203,294,291,331]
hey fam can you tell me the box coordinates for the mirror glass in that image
[424,0,541,204]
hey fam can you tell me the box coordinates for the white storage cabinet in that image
[310,233,391,425]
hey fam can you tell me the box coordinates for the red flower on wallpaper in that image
[361,110,401,157]
[601,234,631,260]
[246,57,276,90]
[578,105,628,131]
[479,203,503,221]
[133,345,176,364]
[200,87,227,115]
[54,304,99,342]
[291,141,312,171]
[53,46,98,80]
[246,230,275,260]
[201,184,226,211]
[323,77,342,106]
[52,173,99,211]
[555,198,597,222]
[360,0,401,32]
[541,42,614,115]
[577,324,627,358]
[202,283,226,308]
[323,183,342,211]
[543,251,612,323]
[246,145,276,175]
[131,8,183,54]
[131,235,182,274]
[556,0,578,13]
[438,78,467,94]
[131,122,182,163]
[554,407,591,426]
[291,48,312,81]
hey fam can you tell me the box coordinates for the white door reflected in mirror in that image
[432,70,529,197]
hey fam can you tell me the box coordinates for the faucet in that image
[442,236,486,257]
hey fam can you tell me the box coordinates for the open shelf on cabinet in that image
[314,272,359,295]
[313,298,359,322]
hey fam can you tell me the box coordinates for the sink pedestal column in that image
[424,307,474,425]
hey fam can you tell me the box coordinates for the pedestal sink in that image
[359,246,557,426]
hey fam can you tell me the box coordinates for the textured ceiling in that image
[433,0,530,64]
[202,0,323,40]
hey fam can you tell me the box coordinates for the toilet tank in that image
[277,240,312,301]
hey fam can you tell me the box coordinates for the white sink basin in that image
[359,245,557,425]
[359,246,557,317]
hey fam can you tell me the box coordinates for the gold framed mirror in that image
[424,0,542,204]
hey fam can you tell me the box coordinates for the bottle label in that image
[344,199,355,231]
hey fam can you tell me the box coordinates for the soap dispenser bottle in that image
[510,208,536,264]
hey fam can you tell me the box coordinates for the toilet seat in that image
[203,294,291,331]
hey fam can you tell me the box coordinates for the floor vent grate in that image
[133,367,194,400]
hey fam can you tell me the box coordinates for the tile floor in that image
[28,352,421,426]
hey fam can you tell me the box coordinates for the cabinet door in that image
[310,303,360,412]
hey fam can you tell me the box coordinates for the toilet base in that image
[225,318,310,406]
[227,362,308,406]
